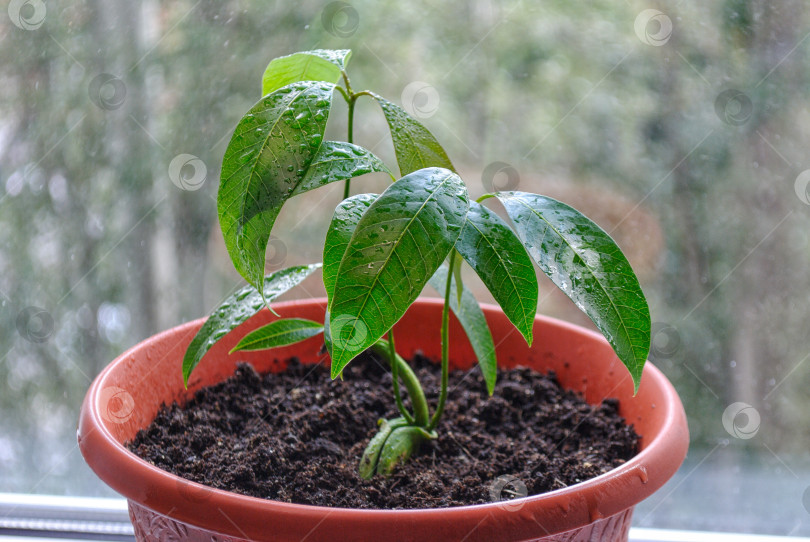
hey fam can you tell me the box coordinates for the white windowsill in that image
[1,494,808,542]
[630,529,810,542]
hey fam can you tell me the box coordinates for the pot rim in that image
[79,297,688,539]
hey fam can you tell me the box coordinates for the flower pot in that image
[78,297,688,542]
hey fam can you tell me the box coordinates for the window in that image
[1,0,808,536]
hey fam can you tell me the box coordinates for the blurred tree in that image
[1,4,809,526]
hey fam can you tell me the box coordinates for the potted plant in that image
[78,49,688,541]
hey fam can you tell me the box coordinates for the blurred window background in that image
[2,0,810,535]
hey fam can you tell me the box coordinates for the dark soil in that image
[128,352,638,509]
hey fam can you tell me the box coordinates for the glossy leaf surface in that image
[230,318,323,352]
[217,81,333,293]
[329,167,469,378]
[497,192,650,390]
[429,265,497,394]
[293,142,391,196]
[371,93,454,176]
[454,200,537,346]
[182,264,321,384]
[323,193,379,306]
[261,49,350,96]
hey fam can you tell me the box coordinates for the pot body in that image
[79,298,688,542]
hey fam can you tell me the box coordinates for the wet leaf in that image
[497,192,650,390]
[182,264,321,385]
[323,193,379,307]
[371,93,454,176]
[454,201,537,346]
[261,49,350,96]
[429,265,498,395]
[218,81,333,294]
[329,168,469,378]
[230,318,323,352]
[293,142,392,196]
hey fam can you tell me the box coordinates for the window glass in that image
[1,1,807,534]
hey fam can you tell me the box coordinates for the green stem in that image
[430,250,457,431]
[388,331,414,425]
[342,70,356,200]
[335,85,350,103]
[372,340,430,427]
[341,70,353,96]
[347,100,356,147]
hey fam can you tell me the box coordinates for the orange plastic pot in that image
[78,298,688,542]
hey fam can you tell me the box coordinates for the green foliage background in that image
[2,0,809,532]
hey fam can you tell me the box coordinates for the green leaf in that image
[374,424,435,477]
[182,264,321,385]
[217,81,334,294]
[261,49,351,96]
[429,265,498,395]
[230,318,324,352]
[293,142,392,196]
[452,251,464,305]
[359,417,436,479]
[323,308,333,358]
[322,311,343,384]
[359,417,407,479]
[454,201,537,346]
[329,167,469,378]
[371,93,454,176]
[497,192,650,391]
[323,193,379,306]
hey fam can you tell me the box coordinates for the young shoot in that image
[182,49,651,478]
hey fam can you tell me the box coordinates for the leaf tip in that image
[522,329,534,348]
[182,360,195,389]
[181,356,193,389]
[632,364,645,395]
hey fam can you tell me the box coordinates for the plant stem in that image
[335,85,350,103]
[371,340,430,427]
[341,70,353,96]
[342,70,356,200]
[343,97,357,200]
[347,98,356,146]
[429,250,457,431]
[387,331,414,424]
